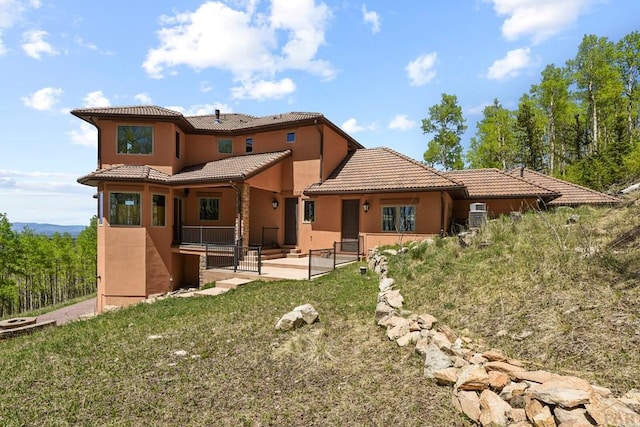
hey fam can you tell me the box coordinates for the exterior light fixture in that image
[363,200,370,212]
[272,199,279,209]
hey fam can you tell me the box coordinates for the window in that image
[218,139,232,154]
[98,191,104,226]
[109,193,141,226]
[382,206,415,232]
[175,132,180,159]
[286,132,296,143]
[245,137,253,153]
[117,125,153,154]
[152,194,166,226]
[199,198,220,221]
[303,200,315,223]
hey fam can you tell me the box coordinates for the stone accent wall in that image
[198,253,206,288]
[369,246,640,427]
[241,182,250,247]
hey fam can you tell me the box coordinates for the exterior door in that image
[284,198,298,246]
[341,199,360,253]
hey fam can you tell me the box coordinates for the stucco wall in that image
[451,197,539,220]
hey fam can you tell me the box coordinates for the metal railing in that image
[181,226,235,245]
[308,237,363,279]
[206,244,262,274]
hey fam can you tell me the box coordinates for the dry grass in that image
[393,196,640,394]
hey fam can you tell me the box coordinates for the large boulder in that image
[275,304,319,331]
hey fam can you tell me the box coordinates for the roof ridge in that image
[515,168,619,198]
[378,147,465,187]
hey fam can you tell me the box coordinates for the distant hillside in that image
[11,222,87,237]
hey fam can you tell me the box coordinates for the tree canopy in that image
[422,93,466,170]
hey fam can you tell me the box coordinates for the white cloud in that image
[341,118,377,134]
[466,102,492,116]
[165,103,233,116]
[0,32,6,55]
[134,92,153,104]
[68,122,97,147]
[200,81,213,93]
[231,77,296,100]
[21,29,58,59]
[486,0,599,44]
[83,90,110,108]
[388,114,416,131]
[142,0,334,100]
[486,47,532,80]
[21,87,63,111]
[406,52,437,86]
[362,4,381,33]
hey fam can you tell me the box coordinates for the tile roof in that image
[507,168,623,206]
[444,168,559,200]
[304,148,466,195]
[77,151,291,186]
[71,105,183,117]
[170,150,291,184]
[185,112,324,131]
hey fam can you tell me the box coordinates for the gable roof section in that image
[70,106,363,149]
[507,168,622,206]
[78,150,291,186]
[444,168,559,201]
[304,147,466,195]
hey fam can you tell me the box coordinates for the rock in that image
[387,318,410,340]
[415,335,430,357]
[438,325,458,342]
[500,383,529,401]
[479,389,512,427]
[528,376,593,408]
[433,367,459,385]
[525,396,546,424]
[456,390,481,422]
[455,364,490,392]
[174,350,188,357]
[396,331,420,347]
[383,290,404,309]
[591,384,613,398]
[512,370,559,384]
[379,277,394,292]
[376,314,397,327]
[508,422,533,427]
[430,330,453,349]
[485,361,526,379]
[424,343,453,379]
[488,370,511,390]
[417,313,437,330]
[553,407,592,426]
[384,249,398,256]
[275,304,319,331]
[508,408,527,423]
[585,393,640,427]
[531,405,556,427]
[470,353,489,365]
[375,301,397,322]
[293,304,319,324]
[483,349,507,362]
[620,388,640,412]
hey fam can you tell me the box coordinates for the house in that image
[73,106,621,312]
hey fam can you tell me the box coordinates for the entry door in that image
[341,199,360,253]
[284,198,298,246]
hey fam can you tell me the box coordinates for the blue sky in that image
[1,0,638,225]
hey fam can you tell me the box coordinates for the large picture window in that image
[382,206,415,232]
[117,125,153,154]
[109,193,141,226]
[199,198,220,221]
[152,194,166,226]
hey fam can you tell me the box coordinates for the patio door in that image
[284,198,298,246]
[173,197,183,243]
[341,199,360,253]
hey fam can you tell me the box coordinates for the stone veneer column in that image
[198,253,206,288]
[241,183,250,247]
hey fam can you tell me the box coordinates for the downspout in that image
[315,119,324,183]
[440,191,445,237]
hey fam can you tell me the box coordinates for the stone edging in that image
[369,247,640,427]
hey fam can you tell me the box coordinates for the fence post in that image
[308,250,312,280]
[200,226,204,245]
[333,242,337,270]
[257,246,262,275]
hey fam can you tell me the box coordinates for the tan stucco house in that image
[73,106,621,312]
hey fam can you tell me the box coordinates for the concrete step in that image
[215,277,254,290]
[286,251,307,259]
[261,259,309,270]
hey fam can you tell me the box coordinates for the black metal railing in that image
[261,226,279,248]
[206,243,262,274]
[308,237,363,279]
[181,226,235,245]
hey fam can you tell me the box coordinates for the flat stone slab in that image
[215,278,254,289]
[194,287,230,296]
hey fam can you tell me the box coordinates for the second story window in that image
[245,137,253,153]
[286,132,296,143]
[117,125,153,155]
[175,132,180,159]
[218,139,232,154]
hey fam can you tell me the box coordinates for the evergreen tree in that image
[422,93,466,170]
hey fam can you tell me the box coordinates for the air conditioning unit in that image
[468,210,488,229]
[469,202,487,212]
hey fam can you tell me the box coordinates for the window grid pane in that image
[109,193,141,226]
[303,200,315,222]
[218,139,232,154]
[199,198,220,221]
[117,126,153,154]
[152,194,166,226]
[382,207,396,231]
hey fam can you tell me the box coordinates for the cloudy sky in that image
[1,0,638,225]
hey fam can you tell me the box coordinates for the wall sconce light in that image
[184,188,190,197]
[272,199,279,209]
[363,200,370,213]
